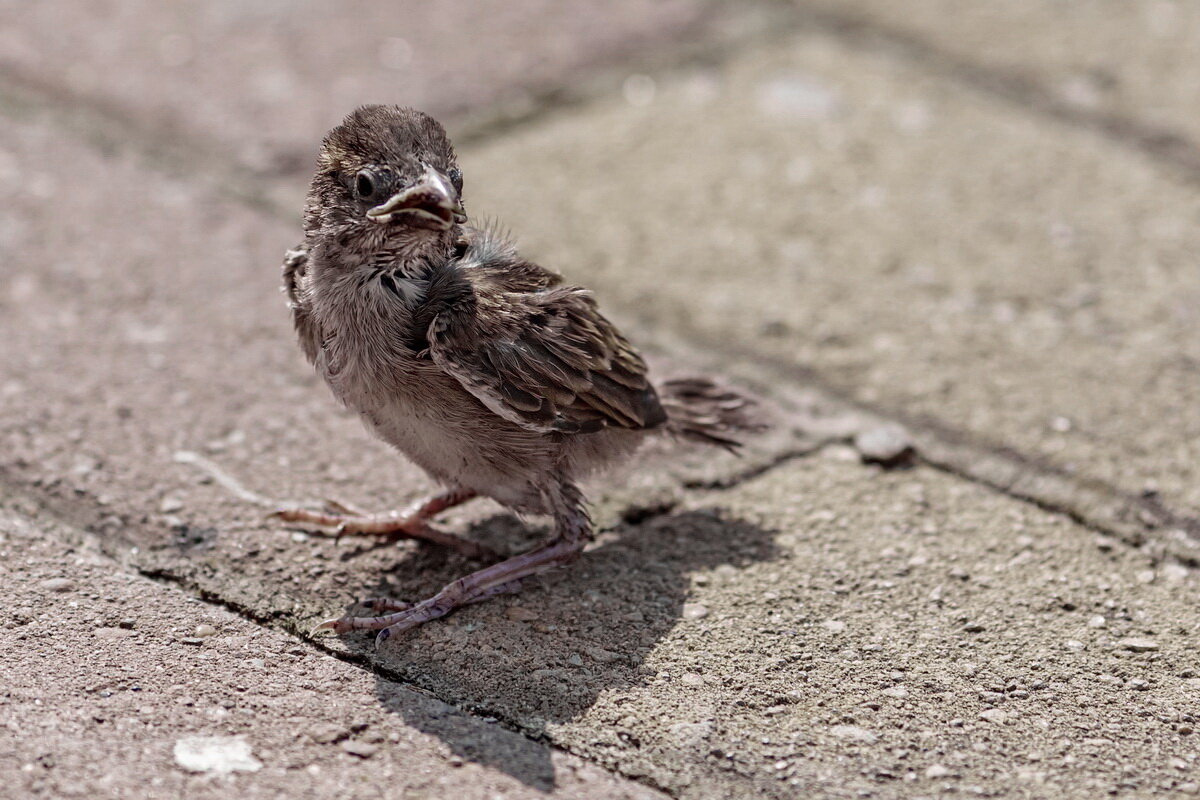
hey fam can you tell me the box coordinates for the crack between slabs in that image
[784,1,1200,187]
[2,463,796,799]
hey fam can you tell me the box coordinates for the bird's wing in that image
[428,276,667,435]
[281,242,322,366]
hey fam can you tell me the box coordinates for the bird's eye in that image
[355,169,378,201]
[447,167,463,194]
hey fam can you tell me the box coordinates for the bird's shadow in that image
[357,508,782,791]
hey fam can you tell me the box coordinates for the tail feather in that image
[659,377,764,454]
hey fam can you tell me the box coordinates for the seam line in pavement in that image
[671,328,1200,563]
[786,2,1200,187]
[0,476,759,799]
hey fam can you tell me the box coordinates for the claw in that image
[309,618,344,637]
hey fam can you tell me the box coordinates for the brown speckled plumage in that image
[278,106,758,644]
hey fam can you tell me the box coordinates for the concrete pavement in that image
[0,508,663,800]
[2,2,1199,798]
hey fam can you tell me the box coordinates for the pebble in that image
[853,423,915,465]
[926,764,951,779]
[756,73,840,120]
[1127,678,1150,691]
[194,624,218,638]
[567,654,584,667]
[307,724,347,744]
[160,496,185,513]
[680,673,705,687]
[829,725,877,744]
[118,619,136,629]
[1118,638,1159,653]
[1087,615,1107,628]
[962,622,986,633]
[93,627,134,639]
[173,736,262,774]
[585,646,621,664]
[682,603,710,620]
[505,606,539,622]
[1163,563,1191,583]
[340,740,378,758]
[820,620,847,634]
[881,686,909,699]
[979,709,1008,723]
[39,578,75,593]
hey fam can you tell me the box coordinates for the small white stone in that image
[1118,638,1159,653]
[926,764,951,779]
[829,725,877,744]
[622,74,657,107]
[173,736,262,774]
[39,578,75,593]
[1162,563,1190,583]
[340,740,378,758]
[756,73,840,120]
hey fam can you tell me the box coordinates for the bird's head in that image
[306,105,466,256]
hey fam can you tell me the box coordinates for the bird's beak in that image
[365,166,466,228]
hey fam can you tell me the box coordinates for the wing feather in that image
[429,279,666,435]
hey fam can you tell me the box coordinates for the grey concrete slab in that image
[348,452,1200,798]
[459,28,1200,555]
[0,0,714,172]
[792,0,1200,168]
[0,505,664,799]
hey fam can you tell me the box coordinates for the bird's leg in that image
[272,488,492,558]
[312,481,592,645]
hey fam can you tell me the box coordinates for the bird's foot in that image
[309,580,522,639]
[270,490,492,559]
[312,534,585,647]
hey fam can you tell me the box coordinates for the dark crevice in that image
[133,561,677,793]
[682,444,822,491]
[0,472,721,798]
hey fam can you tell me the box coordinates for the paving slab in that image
[319,450,1200,799]
[459,27,1200,555]
[792,0,1200,168]
[0,0,715,173]
[0,505,664,800]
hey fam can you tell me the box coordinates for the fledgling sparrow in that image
[278,105,759,645]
